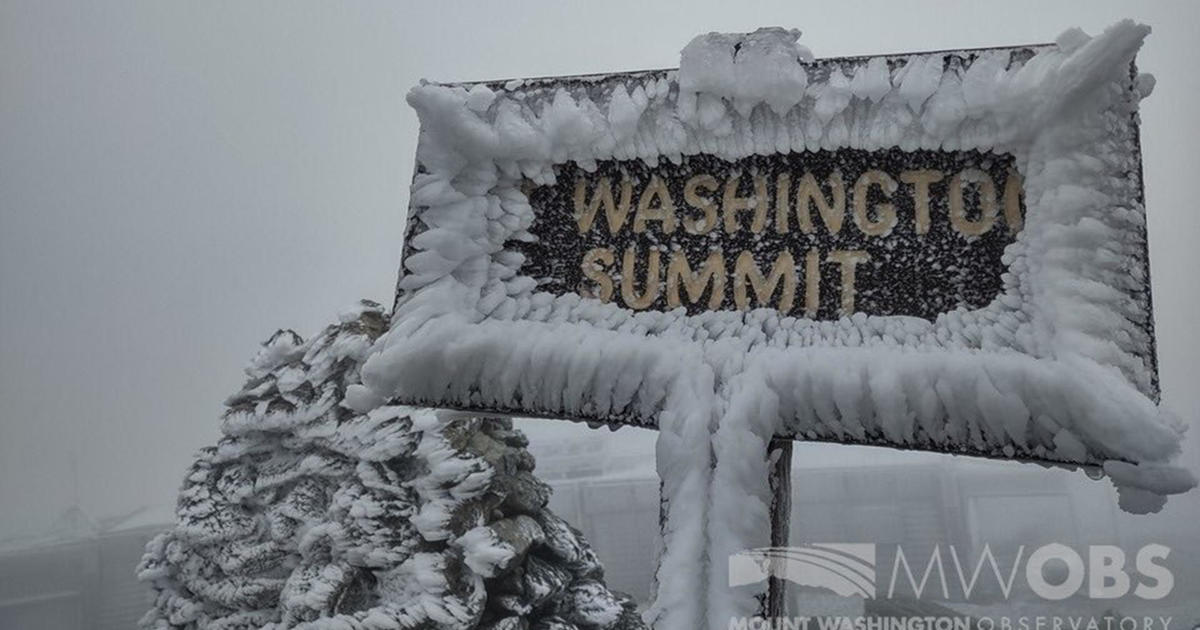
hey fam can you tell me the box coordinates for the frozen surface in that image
[365,21,1193,630]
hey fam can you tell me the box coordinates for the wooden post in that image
[766,438,793,619]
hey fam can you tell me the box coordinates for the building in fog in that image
[523,424,1200,619]
[0,506,170,630]
[4,432,1197,626]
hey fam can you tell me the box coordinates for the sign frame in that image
[385,33,1168,471]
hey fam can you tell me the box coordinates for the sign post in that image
[767,438,793,617]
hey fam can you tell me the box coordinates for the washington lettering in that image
[518,148,1025,321]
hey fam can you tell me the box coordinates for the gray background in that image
[1,0,1197,569]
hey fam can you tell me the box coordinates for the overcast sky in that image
[2,0,1199,551]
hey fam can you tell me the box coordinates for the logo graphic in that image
[728,544,877,599]
[728,543,1173,603]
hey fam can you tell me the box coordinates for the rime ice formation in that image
[371,22,1195,630]
[677,27,814,123]
[138,302,646,630]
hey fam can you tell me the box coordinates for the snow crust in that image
[678,28,814,123]
[374,21,1193,630]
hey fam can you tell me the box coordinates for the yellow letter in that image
[634,174,677,234]
[779,172,846,235]
[853,170,898,237]
[733,251,796,313]
[580,248,614,302]
[723,171,769,234]
[899,169,944,235]
[621,246,661,310]
[775,172,791,233]
[949,168,997,237]
[666,250,726,310]
[574,176,633,234]
[803,249,820,318]
[1002,168,1023,233]
[827,250,870,316]
[682,174,719,234]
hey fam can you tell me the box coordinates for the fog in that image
[2,0,1198,591]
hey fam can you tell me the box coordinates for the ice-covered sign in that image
[368,24,1193,531]
[363,23,1196,629]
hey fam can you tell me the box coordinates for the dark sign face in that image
[520,148,1024,321]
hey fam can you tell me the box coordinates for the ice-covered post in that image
[766,438,794,618]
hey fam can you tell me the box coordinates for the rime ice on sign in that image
[376,22,1194,630]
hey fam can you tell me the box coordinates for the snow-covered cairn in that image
[138,301,647,630]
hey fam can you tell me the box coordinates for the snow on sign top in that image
[362,24,1194,517]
